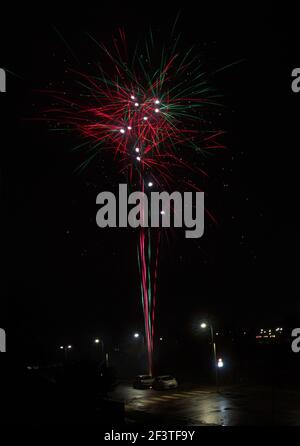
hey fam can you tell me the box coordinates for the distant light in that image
[67,345,72,350]
[134,102,139,107]
[136,156,141,162]
[131,95,136,100]
[160,337,163,341]
[155,100,160,104]
[148,182,153,187]
[128,126,132,130]
[143,116,148,121]
[217,358,224,368]
[155,108,160,113]
[135,147,140,153]
[120,129,125,134]
[160,210,165,215]
[216,332,219,336]
[134,333,140,339]
[60,346,64,350]
[94,339,100,344]
[200,323,207,329]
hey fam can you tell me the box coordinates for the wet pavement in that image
[109,383,300,425]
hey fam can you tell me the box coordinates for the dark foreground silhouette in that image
[0,357,124,424]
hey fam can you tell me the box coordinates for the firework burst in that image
[47,26,224,375]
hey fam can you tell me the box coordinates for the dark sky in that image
[1,2,300,354]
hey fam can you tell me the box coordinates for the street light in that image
[59,344,72,350]
[200,321,219,391]
[93,338,106,363]
[133,332,146,344]
[59,345,72,361]
[217,358,224,368]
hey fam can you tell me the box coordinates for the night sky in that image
[1,2,300,357]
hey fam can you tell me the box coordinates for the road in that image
[109,383,300,425]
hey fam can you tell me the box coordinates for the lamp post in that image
[133,332,145,344]
[59,344,72,361]
[133,332,149,373]
[200,322,219,392]
[94,338,107,365]
[94,338,104,355]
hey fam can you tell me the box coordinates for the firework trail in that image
[47,26,224,375]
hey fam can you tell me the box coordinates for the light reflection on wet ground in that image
[110,384,300,425]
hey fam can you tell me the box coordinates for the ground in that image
[109,383,300,426]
